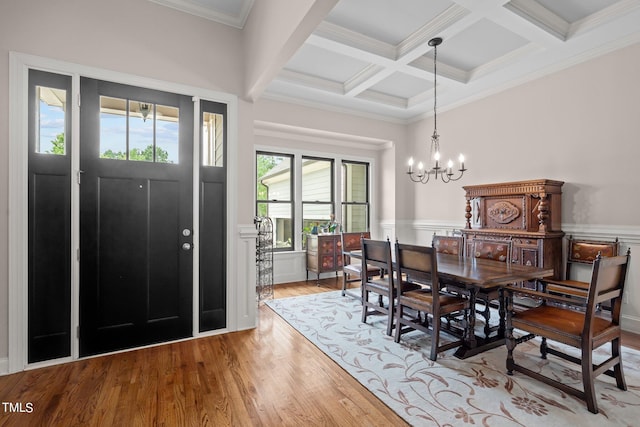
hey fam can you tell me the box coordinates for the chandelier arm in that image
[408,171,428,184]
[445,170,466,182]
[407,170,433,184]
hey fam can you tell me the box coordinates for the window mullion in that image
[294,155,303,251]
[334,156,341,225]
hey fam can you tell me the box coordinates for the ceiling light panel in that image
[535,0,620,22]
[368,71,434,100]
[286,44,371,84]
[426,19,530,72]
[325,0,453,46]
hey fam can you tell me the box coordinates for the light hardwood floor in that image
[0,279,406,427]
[0,278,637,426]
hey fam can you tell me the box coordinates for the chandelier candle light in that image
[407,37,467,184]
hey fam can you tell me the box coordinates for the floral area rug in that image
[265,291,640,426]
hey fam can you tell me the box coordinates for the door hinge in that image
[76,248,80,261]
[77,170,84,185]
[77,93,81,107]
[76,325,80,339]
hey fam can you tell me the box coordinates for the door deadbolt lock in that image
[182,229,191,237]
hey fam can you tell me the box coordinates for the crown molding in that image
[356,89,407,109]
[343,64,387,96]
[504,0,569,41]
[253,120,394,150]
[397,4,471,59]
[408,56,469,84]
[260,91,410,124]
[278,69,344,94]
[148,0,253,29]
[313,21,396,61]
[468,42,542,82]
[568,0,640,39]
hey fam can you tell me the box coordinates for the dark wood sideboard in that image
[461,179,565,287]
[306,234,342,281]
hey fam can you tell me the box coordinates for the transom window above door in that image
[99,96,179,163]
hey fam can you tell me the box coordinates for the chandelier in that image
[407,37,467,184]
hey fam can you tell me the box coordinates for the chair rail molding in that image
[395,219,466,246]
[405,220,640,245]
[562,223,640,245]
[402,220,640,334]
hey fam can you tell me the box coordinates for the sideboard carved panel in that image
[462,179,564,287]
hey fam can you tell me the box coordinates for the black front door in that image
[79,78,193,356]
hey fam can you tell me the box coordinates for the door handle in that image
[182,243,192,251]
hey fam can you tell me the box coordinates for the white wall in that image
[403,43,640,226]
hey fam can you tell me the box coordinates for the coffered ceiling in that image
[152,0,640,122]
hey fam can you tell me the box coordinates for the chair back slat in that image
[341,232,371,267]
[395,243,438,289]
[565,236,619,279]
[432,234,464,257]
[471,238,512,263]
[341,232,371,253]
[584,249,631,329]
[569,238,619,264]
[361,239,393,272]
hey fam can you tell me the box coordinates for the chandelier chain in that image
[433,41,437,135]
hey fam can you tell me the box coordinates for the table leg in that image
[455,285,510,359]
[498,287,506,338]
[465,288,477,349]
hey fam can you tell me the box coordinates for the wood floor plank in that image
[0,278,637,426]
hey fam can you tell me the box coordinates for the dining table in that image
[435,253,553,358]
[345,249,554,359]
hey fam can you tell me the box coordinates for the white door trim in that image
[8,52,242,373]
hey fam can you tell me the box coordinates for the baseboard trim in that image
[623,314,640,335]
[0,357,8,376]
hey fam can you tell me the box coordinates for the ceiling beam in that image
[243,0,339,101]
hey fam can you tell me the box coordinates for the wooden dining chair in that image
[505,249,631,414]
[340,232,380,299]
[474,237,513,335]
[538,236,619,308]
[432,233,466,327]
[361,239,420,336]
[393,243,469,361]
[432,233,464,257]
[446,237,513,338]
[472,237,512,262]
